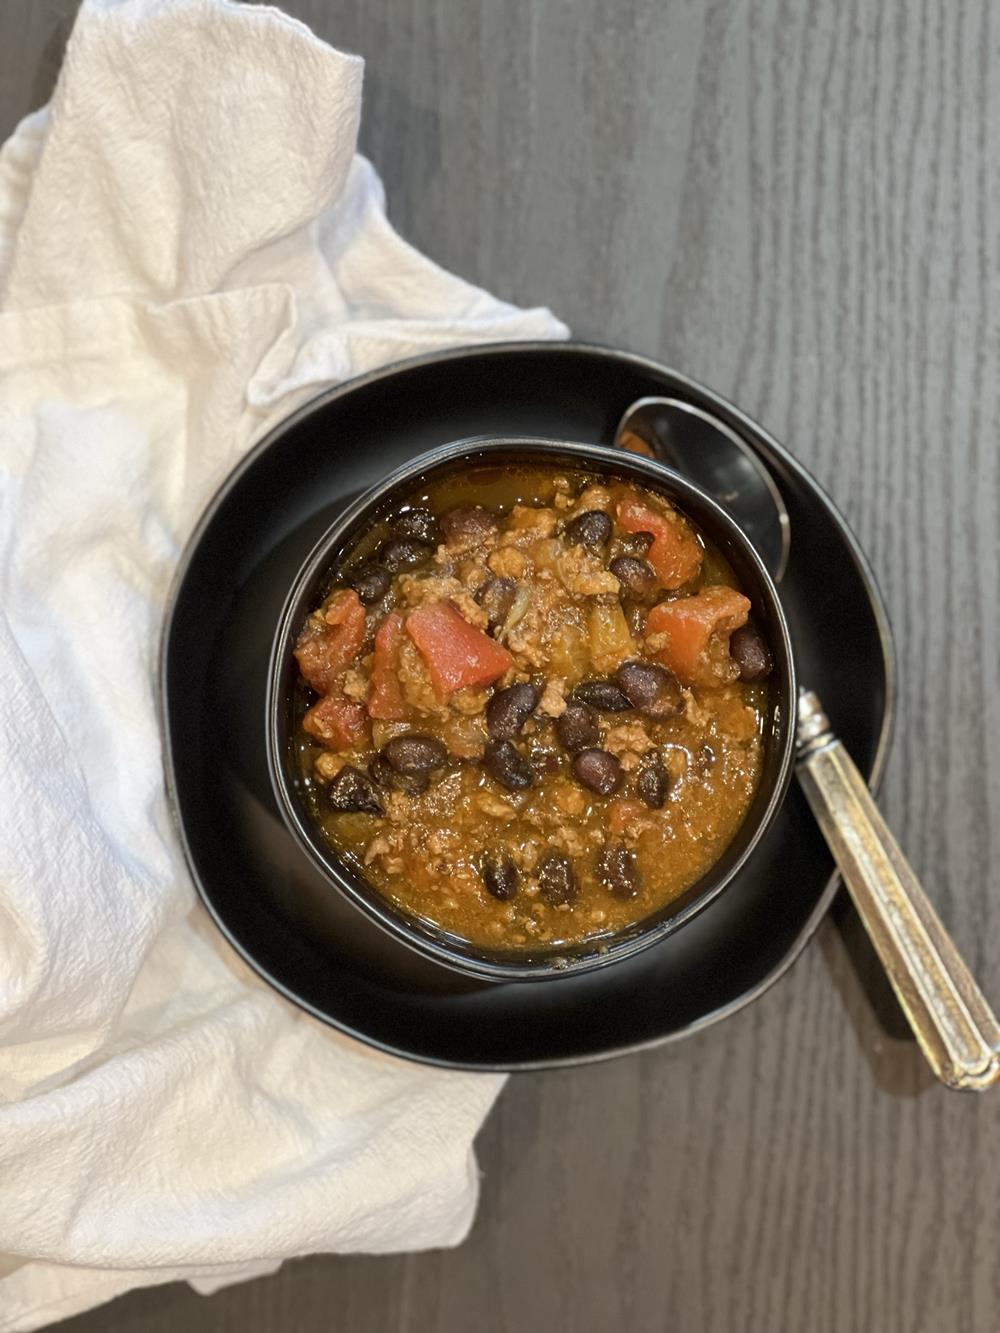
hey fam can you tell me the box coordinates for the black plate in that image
[162,342,895,1069]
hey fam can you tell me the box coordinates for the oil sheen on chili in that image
[291,465,773,951]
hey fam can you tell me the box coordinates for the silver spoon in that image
[615,397,1000,1091]
[615,397,792,582]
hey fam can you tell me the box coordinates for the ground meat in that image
[504,567,591,674]
[709,686,760,741]
[457,558,491,591]
[383,790,419,824]
[604,721,656,760]
[551,824,589,857]
[682,689,710,727]
[341,668,369,703]
[505,603,550,669]
[556,544,621,597]
[663,747,690,784]
[487,547,528,579]
[503,505,559,541]
[477,791,518,819]
[451,687,489,716]
[396,638,449,717]
[537,678,567,718]
[314,752,348,781]
[364,834,391,865]
[398,573,489,629]
[571,484,613,515]
[364,825,405,873]
[551,780,587,815]
[511,842,541,873]
[449,864,487,899]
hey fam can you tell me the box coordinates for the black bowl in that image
[266,436,796,983]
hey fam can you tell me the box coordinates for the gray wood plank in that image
[3,0,999,1330]
[0,0,78,140]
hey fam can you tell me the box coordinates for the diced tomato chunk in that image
[368,611,410,721]
[646,587,750,685]
[294,588,366,694]
[405,601,514,696]
[617,496,703,590]
[302,692,369,750]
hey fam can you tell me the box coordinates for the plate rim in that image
[160,339,897,1070]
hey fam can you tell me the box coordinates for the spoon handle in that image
[796,691,1000,1091]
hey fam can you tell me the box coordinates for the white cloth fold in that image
[0,1,567,1327]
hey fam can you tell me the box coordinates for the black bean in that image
[382,733,449,774]
[730,623,773,681]
[393,507,440,545]
[482,855,519,901]
[608,555,659,604]
[696,744,717,775]
[328,766,383,814]
[637,759,669,809]
[615,660,685,720]
[596,843,639,899]
[475,575,518,630]
[378,538,433,573]
[368,753,428,796]
[621,531,654,557]
[572,679,632,712]
[350,564,391,605]
[440,506,498,547]
[527,744,562,775]
[566,509,612,548]
[486,682,539,740]
[484,739,534,790]
[572,747,623,796]
[555,700,601,752]
[537,852,578,906]
[368,753,394,787]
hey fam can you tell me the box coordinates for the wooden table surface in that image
[5,2,999,1330]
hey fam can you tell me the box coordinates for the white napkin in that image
[0,1,567,1327]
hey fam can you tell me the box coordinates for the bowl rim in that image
[265,434,797,983]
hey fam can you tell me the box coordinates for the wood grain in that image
[3,0,999,1329]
